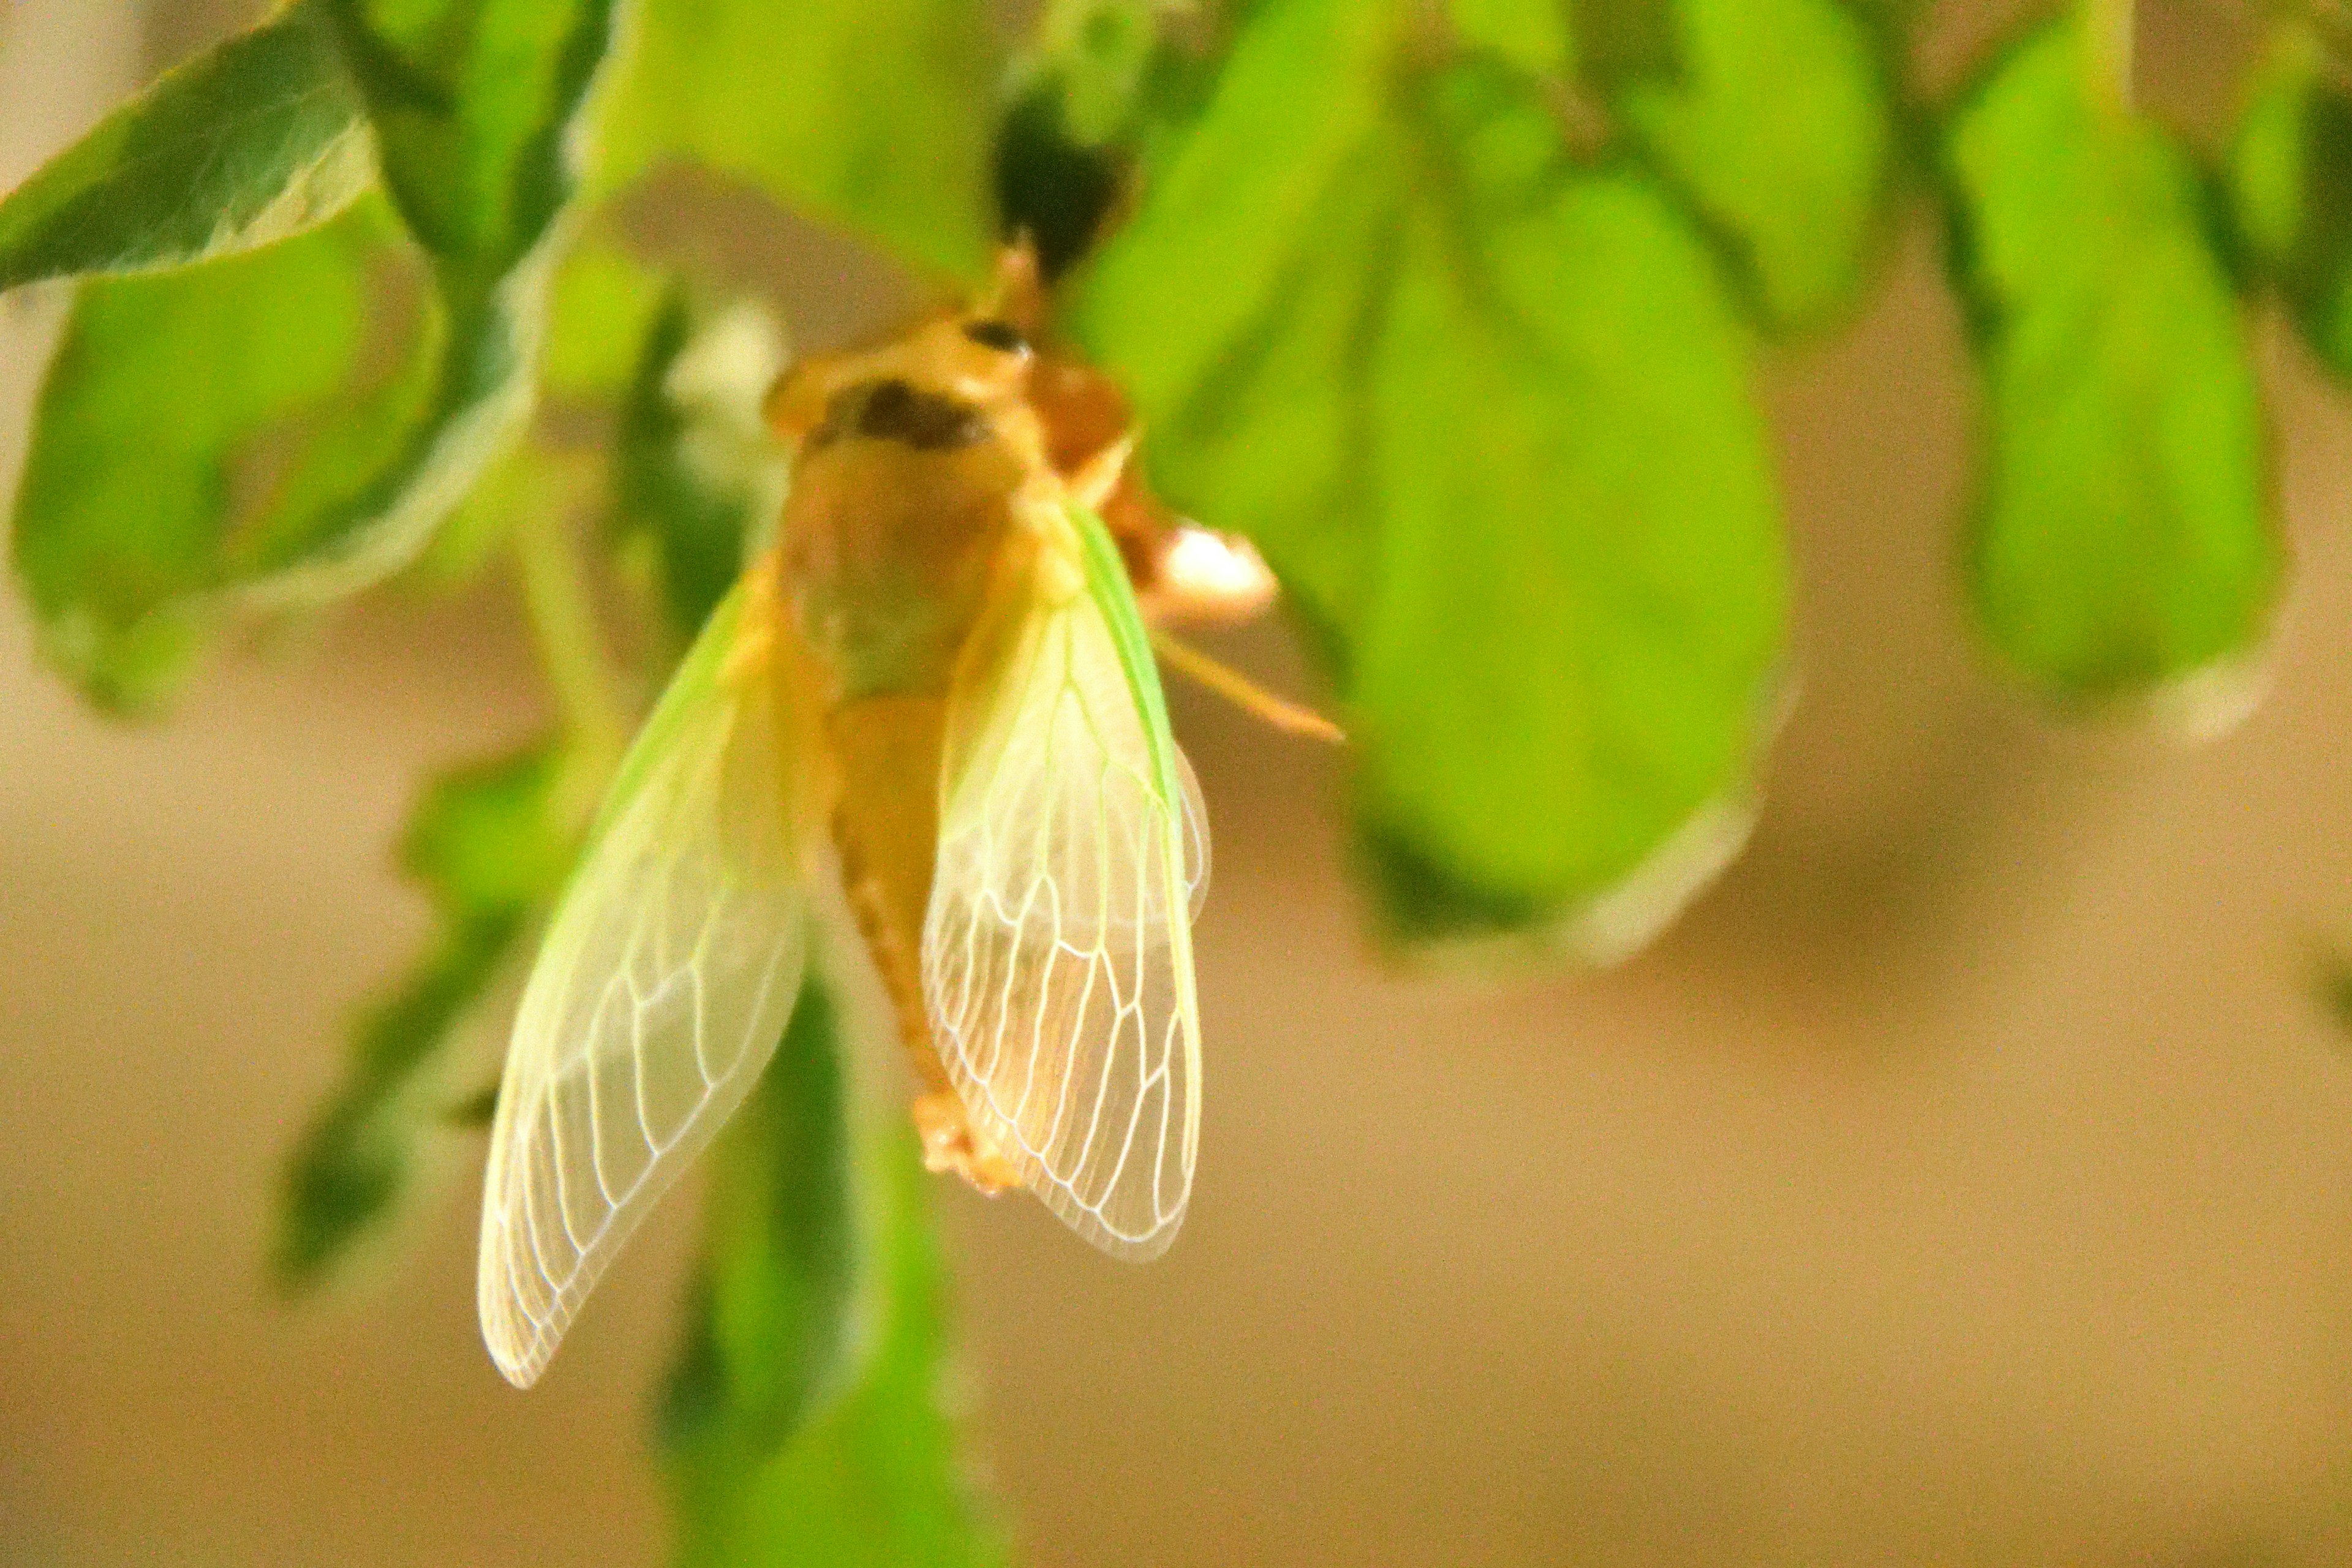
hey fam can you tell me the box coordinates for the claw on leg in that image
[913,1091,1023,1194]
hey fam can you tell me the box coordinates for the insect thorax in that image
[778,423,1027,705]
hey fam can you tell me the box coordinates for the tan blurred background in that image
[10,2,2352,1564]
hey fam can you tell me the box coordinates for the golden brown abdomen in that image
[824,696,949,1093]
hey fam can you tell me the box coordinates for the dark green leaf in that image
[997,0,1204,278]
[662,983,865,1454]
[664,992,1006,1568]
[1568,0,1680,87]
[1947,20,2280,706]
[276,742,572,1291]
[995,86,1129,281]
[605,0,1000,282]
[1068,0,1785,944]
[0,0,371,291]
[1612,0,1895,333]
[2233,30,2352,380]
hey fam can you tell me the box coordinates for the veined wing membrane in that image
[478,581,810,1387]
[924,503,1204,1259]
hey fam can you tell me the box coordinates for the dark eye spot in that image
[962,318,1029,355]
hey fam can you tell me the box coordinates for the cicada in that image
[475,252,1295,1387]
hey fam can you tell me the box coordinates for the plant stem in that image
[2083,0,2136,121]
[513,489,628,783]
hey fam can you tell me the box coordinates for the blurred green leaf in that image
[276,916,520,1288]
[1068,0,1785,943]
[401,741,578,921]
[1450,0,1574,79]
[1567,0,1680,87]
[664,991,1006,1568]
[1835,0,1926,69]
[276,742,572,1290]
[0,0,372,290]
[544,241,668,401]
[410,243,668,590]
[1947,20,2280,703]
[1033,0,1171,146]
[1613,0,1894,333]
[612,290,788,647]
[605,0,1000,282]
[402,438,557,589]
[662,983,867,1454]
[2234,31,2352,379]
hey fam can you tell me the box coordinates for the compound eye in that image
[962,318,1030,355]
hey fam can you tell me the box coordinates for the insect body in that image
[476,268,1221,1389]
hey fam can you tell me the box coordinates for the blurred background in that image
[10,1,2352,1564]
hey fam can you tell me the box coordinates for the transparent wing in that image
[923,503,1204,1259]
[1177,748,1210,920]
[478,581,810,1387]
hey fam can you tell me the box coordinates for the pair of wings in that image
[477,503,1204,1388]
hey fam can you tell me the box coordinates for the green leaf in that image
[276,742,572,1291]
[1947,20,2281,706]
[605,0,1000,282]
[1450,0,1574,80]
[663,990,1006,1568]
[661,983,867,1454]
[1612,0,1895,333]
[401,741,578,922]
[1567,0,1679,87]
[612,290,788,647]
[9,0,630,709]
[334,0,617,279]
[2233,31,2352,380]
[275,915,521,1288]
[0,0,372,291]
[402,437,556,589]
[239,0,629,602]
[10,212,379,710]
[543,240,668,401]
[1068,0,1785,945]
[409,243,668,590]
[1033,0,1172,146]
